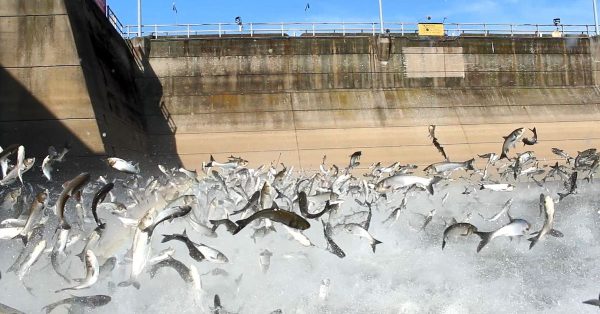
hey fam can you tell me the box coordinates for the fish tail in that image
[13,234,27,246]
[75,249,86,262]
[427,176,443,195]
[442,239,447,250]
[370,239,383,253]
[465,158,475,171]
[233,218,251,235]
[474,231,493,253]
[206,155,215,167]
[557,192,568,201]
[527,236,539,249]
[500,152,508,160]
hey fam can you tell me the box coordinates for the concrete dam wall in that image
[141,35,600,169]
[2,0,600,171]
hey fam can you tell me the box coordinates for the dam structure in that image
[2,0,600,171]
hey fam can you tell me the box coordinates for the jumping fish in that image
[500,128,524,159]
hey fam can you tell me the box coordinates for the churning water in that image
[0,154,599,314]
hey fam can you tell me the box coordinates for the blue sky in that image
[107,0,597,26]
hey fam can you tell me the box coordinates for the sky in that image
[107,0,598,27]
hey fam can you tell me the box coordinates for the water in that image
[0,159,599,313]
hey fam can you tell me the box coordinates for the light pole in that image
[594,0,599,35]
[378,0,384,34]
[137,0,142,37]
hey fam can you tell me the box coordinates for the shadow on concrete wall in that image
[0,65,103,180]
[65,0,181,169]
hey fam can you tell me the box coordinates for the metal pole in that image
[594,0,600,35]
[378,0,384,34]
[137,0,142,37]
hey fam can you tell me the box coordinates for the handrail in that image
[118,21,596,39]
[106,5,126,35]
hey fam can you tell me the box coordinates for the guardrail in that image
[106,5,127,35]
[121,22,596,39]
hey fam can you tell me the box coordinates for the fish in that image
[148,255,195,283]
[442,223,478,250]
[479,199,513,222]
[17,189,48,243]
[118,227,151,289]
[138,205,192,233]
[500,128,524,159]
[551,148,573,164]
[76,226,103,262]
[16,145,25,184]
[420,208,437,230]
[375,174,442,195]
[583,293,600,307]
[8,224,45,273]
[51,228,71,283]
[233,207,310,234]
[148,247,176,264]
[91,182,114,228]
[231,191,260,216]
[56,172,91,230]
[41,154,54,181]
[474,219,531,252]
[479,183,514,192]
[343,223,382,253]
[349,151,361,168]
[322,220,345,258]
[0,144,19,177]
[528,194,563,249]
[260,181,273,209]
[0,227,24,239]
[558,171,577,201]
[107,157,140,174]
[42,295,111,314]
[161,230,206,262]
[0,158,35,186]
[425,159,475,174]
[0,302,25,314]
[298,191,334,219]
[55,250,99,292]
[206,155,243,169]
[522,127,538,146]
[283,225,313,247]
[429,125,449,161]
[17,239,46,281]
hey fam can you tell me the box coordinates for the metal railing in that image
[120,21,596,39]
[106,5,127,35]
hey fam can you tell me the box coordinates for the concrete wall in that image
[141,36,600,169]
[0,0,175,177]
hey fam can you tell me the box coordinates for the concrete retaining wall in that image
[141,36,600,169]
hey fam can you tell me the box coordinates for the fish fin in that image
[465,159,475,171]
[527,236,539,249]
[557,192,568,201]
[474,231,493,253]
[583,299,600,306]
[370,239,382,253]
[75,250,86,262]
[233,218,250,235]
[427,176,443,195]
[549,229,564,238]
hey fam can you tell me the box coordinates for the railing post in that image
[154,24,157,39]
[536,24,539,37]
[218,23,222,37]
[312,23,315,36]
[484,23,488,36]
[281,23,284,36]
[127,25,130,37]
[510,24,514,36]
[187,24,190,38]
[342,23,345,36]
[372,23,375,36]
[250,23,253,37]
[401,22,404,36]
